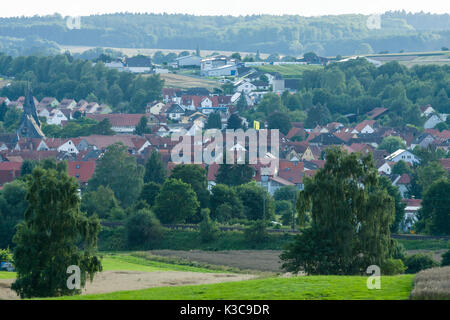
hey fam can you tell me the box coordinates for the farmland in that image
[60,45,269,60]
[254,64,323,77]
[54,274,415,300]
[363,51,450,67]
[157,73,221,90]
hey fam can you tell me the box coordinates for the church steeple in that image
[23,87,40,127]
[17,88,45,139]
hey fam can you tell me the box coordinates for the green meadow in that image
[54,274,415,300]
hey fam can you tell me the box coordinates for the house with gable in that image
[385,149,420,165]
[352,120,376,134]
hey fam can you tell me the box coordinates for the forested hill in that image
[0,11,449,57]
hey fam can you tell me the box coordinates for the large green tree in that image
[88,142,144,207]
[235,182,275,221]
[81,186,120,219]
[11,167,102,298]
[210,184,244,221]
[415,178,450,235]
[378,136,406,153]
[0,180,28,248]
[154,178,200,224]
[170,164,209,209]
[281,148,396,275]
[144,149,167,184]
[267,111,292,135]
[215,164,254,186]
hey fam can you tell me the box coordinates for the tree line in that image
[0,53,164,114]
[0,12,449,56]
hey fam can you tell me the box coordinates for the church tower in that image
[17,89,45,139]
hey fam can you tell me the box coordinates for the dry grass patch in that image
[410,266,450,300]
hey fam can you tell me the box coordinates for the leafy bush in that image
[199,209,220,243]
[391,240,407,260]
[98,226,127,251]
[381,258,406,275]
[126,209,163,248]
[441,250,450,267]
[244,220,268,244]
[0,248,13,262]
[404,254,439,274]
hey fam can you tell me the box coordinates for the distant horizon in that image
[0,0,449,18]
[1,10,450,19]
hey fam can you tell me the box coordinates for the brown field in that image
[410,266,450,300]
[363,51,450,67]
[0,270,255,300]
[60,45,269,59]
[150,250,284,273]
[158,73,221,90]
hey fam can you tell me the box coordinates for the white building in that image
[176,55,202,67]
[385,149,420,165]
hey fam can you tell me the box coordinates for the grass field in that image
[397,239,450,251]
[0,271,16,279]
[102,254,224,273]
[254,64,323,77]
[54,274,415,300]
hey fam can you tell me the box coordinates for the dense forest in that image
[0,53,164,114]
[0,11,449,56]
[243,58,450,129]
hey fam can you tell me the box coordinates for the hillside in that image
[0,12,449,57]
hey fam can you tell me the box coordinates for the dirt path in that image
[150,250,283,272]
[0,271,255,300]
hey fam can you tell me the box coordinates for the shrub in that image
[404,254,439,274]
[98,226,127,251]
[126,209,163,248]
[0,248,13,262]
[391,240,407,260]
[381,258,406,275]
[441,250,450,267]
[215,203,233,222]
[199,209,220,243]
[244,220,268,243]
[109,207,126,221]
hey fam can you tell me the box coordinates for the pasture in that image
[54,274,415,300]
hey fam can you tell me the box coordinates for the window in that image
[76,164,80,169]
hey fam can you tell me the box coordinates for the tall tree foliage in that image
[11,167,102,298]
[144,149,167,184]
[281,148,396,275]
[89,143,144,207]
[154,178,200,224]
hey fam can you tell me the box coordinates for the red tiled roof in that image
[86,114,146,127]
[0,162,22,185]
[397,173,411,185]
[286,127,305,140]
[79,135,148,150]
[354,120,375,132]
[402,198,422,207]
[207,162,219,181]
[440,158,450,171]
[333,131,355,142]
[278,160,304,184]
[367,107,388,119]
[68,161,96,183]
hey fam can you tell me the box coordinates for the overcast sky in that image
[1,0,449,17]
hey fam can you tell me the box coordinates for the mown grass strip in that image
[53,274,415,300]
[0,271,16,279]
